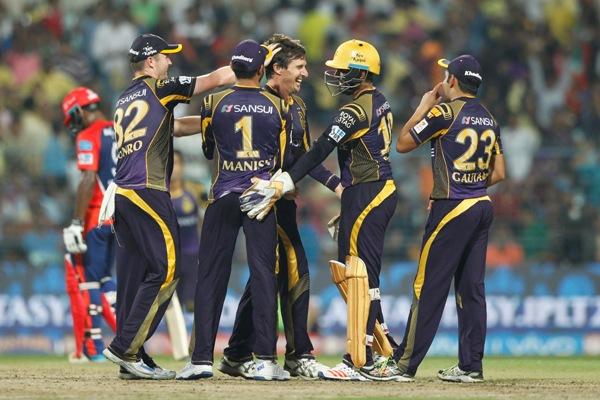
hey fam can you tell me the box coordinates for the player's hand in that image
[63,219,87,254]
[327,213,341,241]
[427,199,433,211]
[239,170,295,220]
[419,82,443,110]
[334,183,344,199]
[262,44,282,67]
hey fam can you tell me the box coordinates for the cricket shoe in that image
[318,362,368,381]
[218,356,256,379]
[118,367,141,380]
[284,357,329,380]
[102,347,154,379]
[364,357,415,382]
[437,364,484,383]
[139,352,176,380]
[176,362,214,380]
[253,360,290,381]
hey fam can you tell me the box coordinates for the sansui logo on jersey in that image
[220,104,273,114]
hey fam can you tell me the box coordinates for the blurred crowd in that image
[1,0,600,295]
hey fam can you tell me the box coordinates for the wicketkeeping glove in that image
[239,170,294,221]
[63,219,87,254]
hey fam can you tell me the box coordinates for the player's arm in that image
[288,105,368,184]
[301,113,341,192]
[487,131,505,187]
[74,171,96,221]
[308,164,341,193]
[64,135,100,254]
[200,95,215,159]
[397,83,444,153]
[193,66,235,96]
[173,116,202,137]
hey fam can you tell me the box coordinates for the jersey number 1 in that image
[235,116,259,158]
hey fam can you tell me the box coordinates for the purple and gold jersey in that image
[113,75,196,191]
[410,96,503,199]
[172,190,199,255]
[324,88,393,187]
[272,89,339,190]
[201,85,289,201]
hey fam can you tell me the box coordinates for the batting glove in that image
[63,219,87,254]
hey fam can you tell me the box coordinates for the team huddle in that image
[61,32,505,383]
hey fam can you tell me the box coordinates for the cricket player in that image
[61,86,117,362]
[390,55,505,382]
[170,150,200,311]
[177,39,290,381]
[220,34,339,380]
[101,33,235,380]
[241,39,401,381]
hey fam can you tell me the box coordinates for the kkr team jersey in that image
[201,85,289,201]
[172,190,199,255]
[113,75,196,191]
[267,88,339,191]
[76,119,116,232]
[325,88,393,187]
[410,96,503,199]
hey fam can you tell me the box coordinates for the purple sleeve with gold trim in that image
[155,76,197,110]
[409,103,454,145]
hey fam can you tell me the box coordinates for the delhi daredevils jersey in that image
[75,119,116,232]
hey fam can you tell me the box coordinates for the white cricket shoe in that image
[253,360,290,381]
[437,364,484,383]
[102,348,154,379]
[284,357,328,380]
[218,356,256,379]
[176,362,214,380]
[318,362,368,381]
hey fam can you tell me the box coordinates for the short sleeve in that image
[155,76,197,110]
[76,130,100,171]
[410,103,454,145]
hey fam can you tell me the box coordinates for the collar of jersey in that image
[353,87,376,100]
[234,84,261,89]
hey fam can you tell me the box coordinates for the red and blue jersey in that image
[76,119,117,231]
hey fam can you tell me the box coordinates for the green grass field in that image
[0,355,598,400]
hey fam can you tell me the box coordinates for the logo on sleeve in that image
[179,76,192,85]
[78,140,93,151]
[328,125,347,143]
[413,119,428,134]
[334,111,356,129]
[78,153,94,165]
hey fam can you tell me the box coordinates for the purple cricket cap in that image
[129,33,182,63]
[437,54,482,88]
[230,39,268,72]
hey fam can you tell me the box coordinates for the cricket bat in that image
[165,292,189,360]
